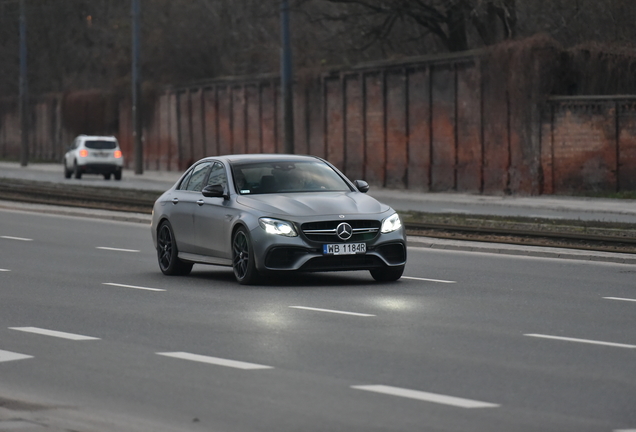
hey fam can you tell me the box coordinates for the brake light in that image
[79,149,89,157]
[114,150,122,159]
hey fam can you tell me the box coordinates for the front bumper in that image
[250,223,407,273]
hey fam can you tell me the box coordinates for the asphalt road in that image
[1,208,635,431]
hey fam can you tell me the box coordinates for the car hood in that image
[236,192,390,217]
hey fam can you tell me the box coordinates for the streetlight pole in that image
[19,0,28,167]
[280,0,294,154]
[131,0,143,174]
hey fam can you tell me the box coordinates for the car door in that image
[168,161,212,254]
[193,161,236,258]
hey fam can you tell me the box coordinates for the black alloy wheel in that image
[232,227,259,285]
[370,264,405,282]
[157,221,193,276]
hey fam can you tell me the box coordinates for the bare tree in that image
[0,0,634,98]
[296,0,517,54]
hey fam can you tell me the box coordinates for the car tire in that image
[73,161,82,179]
[157,221,193,276]
[104,173,112,180]
[370,265,405,282]
[232,227,259,285]
[63,161,72,179]
[114,170,122,181]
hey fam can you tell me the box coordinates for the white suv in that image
[64,135,124,180]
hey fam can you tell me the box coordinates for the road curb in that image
[0,200,151,225]
[408,236,636,265]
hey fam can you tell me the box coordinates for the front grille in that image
[301,220,380,243]
[299,255,385,272]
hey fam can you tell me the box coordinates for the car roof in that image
[77,135,118,141]
[203,154,323,164]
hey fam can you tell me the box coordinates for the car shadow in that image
[187,269,392,288]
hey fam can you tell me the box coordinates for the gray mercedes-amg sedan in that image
[151,154,407,284]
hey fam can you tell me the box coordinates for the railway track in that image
[1,177,635,254]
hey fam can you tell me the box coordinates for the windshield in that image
[85,140,117,150]
[231,160,352,195]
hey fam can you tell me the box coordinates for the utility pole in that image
[280,0,294,154]
[131,0,143,174]
[19,0,28,167]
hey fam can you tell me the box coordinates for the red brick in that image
[364,73,386,186]
[431,64,456,191]
[385,71,408,189]
[344,74,364,181]
[407,68,431,191]
[456,65,482,193]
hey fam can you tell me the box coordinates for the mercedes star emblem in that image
[336,222,353,240]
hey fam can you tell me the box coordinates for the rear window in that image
[85,140,117,150]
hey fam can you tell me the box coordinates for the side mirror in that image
[353,180,369,193]
[202,184,227,199]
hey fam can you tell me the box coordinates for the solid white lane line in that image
[524,334,636,349]
[0,349,33,362]
[614,429,636,432]
[1,236,33,241]
[402,276,456,284]
[9,327,99,341]
[289,306,375,317]
[157,352,273,370]
[352,385,499,409]
[103,282,165,292]
[604,297,636,303]
[96,247,140,253]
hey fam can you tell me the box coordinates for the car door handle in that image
[172,198,179,205]
[196,199,204,206]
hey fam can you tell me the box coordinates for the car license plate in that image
[323,243,366,255]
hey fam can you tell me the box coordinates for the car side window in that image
[177,169,194,190]
[206,162,227,190]
[184,162,211,192]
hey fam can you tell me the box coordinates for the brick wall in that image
[541,96,636,194]
[2,50,635,195]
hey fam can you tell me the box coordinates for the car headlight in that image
[381,213,402,233]
[259,218,298,237]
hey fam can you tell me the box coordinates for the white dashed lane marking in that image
[0,349,33,363]
[289,306,375,317]
[9,327,100,341]
[402,276,456,284]
[0,269,10,272]
[604,297,636,303]
[157,352,273,370]
[352,385,499,408]
[524,334,636,349]
[1,236,33,241]
[96,247,140,253]
[103,283,165,292]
